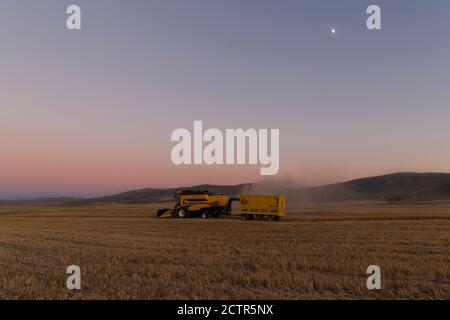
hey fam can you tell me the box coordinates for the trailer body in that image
[239,195,286,221]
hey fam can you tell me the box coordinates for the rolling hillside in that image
[69,184,250,205]
[301,172,450,202]
[80,172,450,204]
[2,173,450,205]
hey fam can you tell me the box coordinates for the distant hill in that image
[67,184,251,205]
[2,173,450,205]
[299,172,450,202]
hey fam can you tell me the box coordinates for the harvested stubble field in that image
[0,202,449,299]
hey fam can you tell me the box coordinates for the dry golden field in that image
[0,201,449,299]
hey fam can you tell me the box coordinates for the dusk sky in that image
[1,0,450,199]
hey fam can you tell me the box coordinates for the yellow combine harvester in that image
[157,190,286,221]
[156,190,238,219]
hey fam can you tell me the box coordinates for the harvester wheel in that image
[213,209,223,218]
[178,209,188,218]
[201,210,209,219]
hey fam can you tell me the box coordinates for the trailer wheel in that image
[178,209,188,218]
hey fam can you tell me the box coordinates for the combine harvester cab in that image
[239,195,286,221]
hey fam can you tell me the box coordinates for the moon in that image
[331,28,337,35]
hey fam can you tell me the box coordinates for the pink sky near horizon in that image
[2,79,450,198]
[2,115,449,198]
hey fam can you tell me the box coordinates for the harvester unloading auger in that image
[156,190,286,221]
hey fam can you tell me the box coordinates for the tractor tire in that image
[201,210,209,219]
[177,209,188,219]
